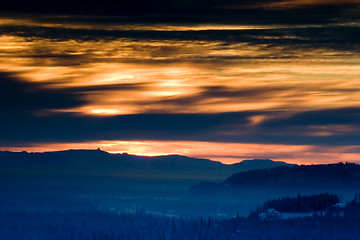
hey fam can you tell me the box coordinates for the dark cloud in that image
[1,73,359,146]
[2,0,359,25]
[66,83,149,93]
[149,85,292,108]
[200,85,288,99]
[0,72,85,115]
[0,111,253,143]
[0,73,245,143]
[2,25,360,57]
[0,72,150,116]
[1,103,359,146]
[261,108,360,127]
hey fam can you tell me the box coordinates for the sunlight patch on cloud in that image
[0,16,359,116]
[302,125,359,137]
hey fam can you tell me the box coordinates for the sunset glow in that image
[1,8,359,165]
[2,141,360,165]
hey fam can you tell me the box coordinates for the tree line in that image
[1,193,360,240]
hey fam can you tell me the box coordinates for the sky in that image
[0,0,360,164]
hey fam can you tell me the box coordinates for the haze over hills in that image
[0,149,293,180]
[191,163,360,199]
[2,150,360,219]
[224,163,360,188]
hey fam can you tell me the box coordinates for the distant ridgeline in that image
[225,163,360,187]
[191,163,360,194]
[0,150,292,180]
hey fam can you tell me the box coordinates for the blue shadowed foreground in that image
[1,150,360,239]
[1,193,360,240]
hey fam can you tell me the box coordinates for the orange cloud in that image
[1,16,359,117]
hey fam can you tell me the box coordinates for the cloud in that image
[250,108,360,145]
[1,0,358,37]
[0,72,85,114]
[66,82,149,93]
[0,74,359,147]
[269,0,360,8]
[2,24,360,57]
[1,19,359,117]
[0,13,359,149]
[147,85,293,110]
[1,105,359,146]
[2,0,359,16]
[261,108,360,127]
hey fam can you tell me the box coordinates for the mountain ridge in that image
[191,162,360,196]
[224,162,360,187]
[189,163,360,202]
[0,149,293,180]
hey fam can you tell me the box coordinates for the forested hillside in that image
[1,194,360,240]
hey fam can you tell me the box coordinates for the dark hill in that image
[0,150,292,180]
[190,163,360,200]
[224,163,360,188]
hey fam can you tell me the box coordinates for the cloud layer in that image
[0,11,359,163]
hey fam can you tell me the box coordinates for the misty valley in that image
[0,150,288,218]
[1,150,360,239]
